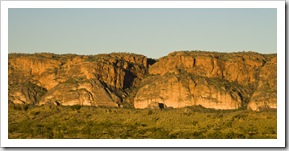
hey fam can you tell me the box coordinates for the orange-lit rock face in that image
[8,51,276,111]
[39,79,119,107]
[9,53,148,106]
[133,74,243,110]
[247,56,277,111]
[139,51,276,110]
[149,52,265,86]
[9,55,62,76]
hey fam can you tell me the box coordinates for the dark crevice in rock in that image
[147,58,157,66]
[123,70,137,89]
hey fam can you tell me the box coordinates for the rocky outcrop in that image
[8,82,47,105]
[8,53,149,106]
[8,51,277,111]
[9,54,62,76]
[136,51,276,110]
[133,74,247,110]
[149,51,265,86]
[39,79,120,107]
[247,56,277,111]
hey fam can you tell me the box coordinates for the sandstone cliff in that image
[247,56,277,111]
[39,79,120,107]
[9,53,148,107]
[133,74,247,110]
[8,51,277,111]
[149,51,266,87]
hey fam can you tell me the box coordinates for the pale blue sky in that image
[8,8,276,58]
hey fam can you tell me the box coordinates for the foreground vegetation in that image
[8,104,276,139]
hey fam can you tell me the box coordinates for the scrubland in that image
[8,104,276,139]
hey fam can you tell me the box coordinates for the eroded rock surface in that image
[9,53,148,106]
[8,51,277,110]
[247,56,277,111]
[149,51,266,86]
[39,79,120,107]
[133,74,250,110]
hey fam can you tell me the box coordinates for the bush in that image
[147,110,153,115]
[70,105,82,111]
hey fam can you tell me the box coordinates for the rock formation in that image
[133,74,247,110]
[8,51,277,111]
[247,56,277,111]
[8,52,148,107]
[149,51,266,86]
[39,79,120,107]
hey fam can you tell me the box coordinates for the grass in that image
[8,104,276,139]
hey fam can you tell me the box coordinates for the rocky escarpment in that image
[132,51,276,111]
[9,53,149,107]
[149,51,266,87]
[8,51,277,111]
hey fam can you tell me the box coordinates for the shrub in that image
[147,110,153,115]
[70,105,82,111]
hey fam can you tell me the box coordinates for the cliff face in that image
[9,53,148,107]
[8,51,277,111]
[39,79,120,107]
[133,51,276,110]
[149,51,266,86]
[133,74,246,110]
[247,56,277,111]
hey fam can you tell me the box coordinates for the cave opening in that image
[158,103,165,109]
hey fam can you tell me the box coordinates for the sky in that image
[8,8,277,58]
